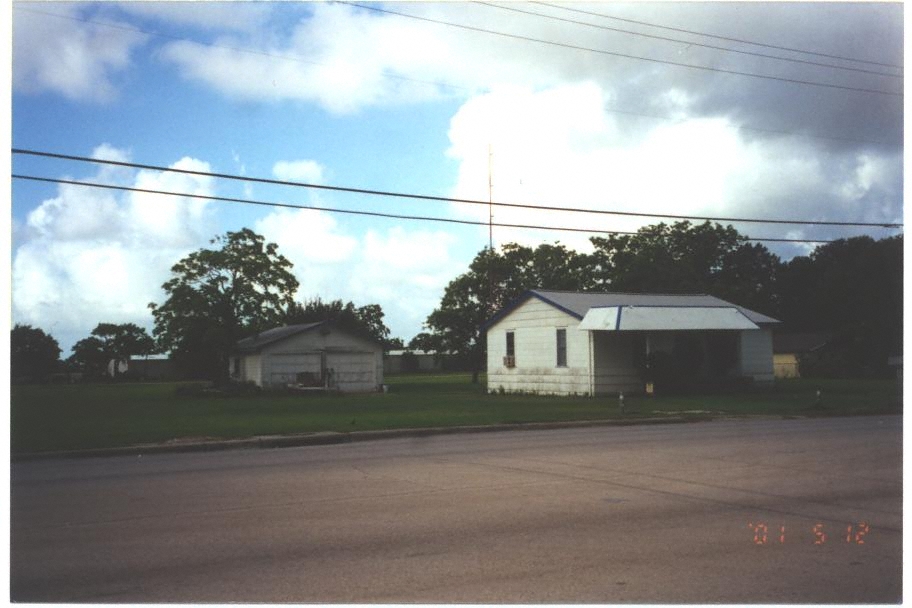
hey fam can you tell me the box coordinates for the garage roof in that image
[578,306,759,331]
[235,322,326,353]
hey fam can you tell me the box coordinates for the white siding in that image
[486,297,591,396]
[238,354,262,385]
[739,328,774,383]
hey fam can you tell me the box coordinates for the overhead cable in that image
[12,173,839,244]
[534,1,903,71]
[12,148,903,229]
[337,2,902,97]
[476,2,901,79]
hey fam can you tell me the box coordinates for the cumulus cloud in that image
[12,147,217,352]
[254,209,463,341]
[444,84,903,253]
[254,207,356,265]
[156,2,572,113]
[13,5,147,102]
[149,0,902,153]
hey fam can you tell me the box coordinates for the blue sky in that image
[9,1,904,354]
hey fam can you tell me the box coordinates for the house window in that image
[504,331,516,368]
[556,328,567,367]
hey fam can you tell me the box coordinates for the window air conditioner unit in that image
[503,355,516,368]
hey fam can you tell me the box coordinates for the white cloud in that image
[254,208,357,265]
[13,6,147,102]
[272,160,326,184]
[254,208,464,342]
[156,2,569,113]
[444,84,904,250]
[12,147,217,352]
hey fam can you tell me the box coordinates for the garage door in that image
[267,353,322,387]
[326,352,376,392]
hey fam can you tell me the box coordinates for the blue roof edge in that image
[481,289,585,332]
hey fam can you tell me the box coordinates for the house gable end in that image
[482,289,584,332]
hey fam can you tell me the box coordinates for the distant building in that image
[485,289,779,396]
[231,322,383,392]
[772,332,831,379]
[384,349,452,374]
[128,354,178,381]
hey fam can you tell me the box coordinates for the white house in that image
[231,322,383,392]
[485,290,779,396]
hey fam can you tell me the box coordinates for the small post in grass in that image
[619,391,626,414]
[815,389,822,408]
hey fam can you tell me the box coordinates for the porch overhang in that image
[578,306,760,331]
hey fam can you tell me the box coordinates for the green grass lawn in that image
[10,374,901,454]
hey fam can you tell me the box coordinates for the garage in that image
[232,322,384,392]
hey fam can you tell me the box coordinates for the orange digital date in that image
[748,521,869,545]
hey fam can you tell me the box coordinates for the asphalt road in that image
[11,416,902,603]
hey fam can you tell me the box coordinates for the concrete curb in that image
[12,415,702,462]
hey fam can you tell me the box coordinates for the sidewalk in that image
[12,415,699,462]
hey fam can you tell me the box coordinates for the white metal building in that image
[231,322,383,392]
[485,290,779,396]
[384,349,449,374]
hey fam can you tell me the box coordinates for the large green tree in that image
[284,298,394,347]
[11,324,61,382]
[423,242,593,376]
[150,229,299,382]
[777,235,902,377]
[68,323,156,378]
[589,221,781,315]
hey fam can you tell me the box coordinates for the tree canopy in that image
[423,242,592,374]
[777,235,902,377]
[68,323,157,378]
[284,298,393,347]
[11,324,61,382]
[420,221,902,379]
[589,221,780,315]
[149,228,299,382]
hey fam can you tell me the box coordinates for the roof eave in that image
[481,289,585,332]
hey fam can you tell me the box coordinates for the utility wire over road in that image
[337,2,902,97]
[475,2,902,79]
[533,1,903,71]
[12,148,903,231]
[13,173,842,244]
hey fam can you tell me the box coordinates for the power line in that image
[534,1,904,71]
[12,173,840,245]
[338,2,902,97]
[476,2,901,79]
[12,148,903,229]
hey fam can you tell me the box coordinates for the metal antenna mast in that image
[488,143,493,250]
